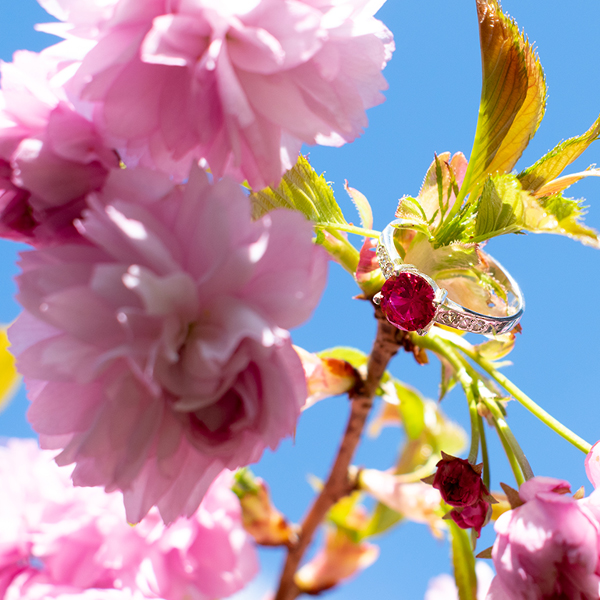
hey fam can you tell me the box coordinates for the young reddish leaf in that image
[459,0,546,202]
[356,237,385,297]
[417,152,468,227]
[519,114,600,193]
[345,182,373,230]
[534,168,600,198]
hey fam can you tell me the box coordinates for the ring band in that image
[373,219,525,336]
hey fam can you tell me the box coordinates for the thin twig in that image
[273,308,405,600]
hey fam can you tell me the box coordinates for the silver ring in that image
[373,219,525,336]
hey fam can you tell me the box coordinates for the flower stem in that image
[411,334,480,463]
[460,345,592,455]
[273,308,405,600]
[319,227,360,275]
[479,415,490,490]
[480,396,531,486]
[318,223,381,238]
[413,331,534,486]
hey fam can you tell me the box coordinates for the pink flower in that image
[0,438,258,599]
[586,441,600,489]
[0,51,118,246]
[38,0,394,189]
[8,165,327,523]
[487,477,600,599]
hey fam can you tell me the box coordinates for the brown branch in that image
[273,307,407,600]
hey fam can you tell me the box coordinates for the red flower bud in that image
[449,499,491,537]
[431,453,486,507]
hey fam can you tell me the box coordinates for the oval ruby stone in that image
[380,272,436,331]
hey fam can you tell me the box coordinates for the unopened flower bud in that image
[294,346,359,409]
[294,526,378,594]
[232,469,296,546]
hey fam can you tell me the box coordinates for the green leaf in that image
[519,114,600,193]
[537,193,600,247]
[449,520,477,600]
[394,196,432,240]
[474,332,517,360]
[433,201,479,248]
[327,493,365,542]
[458,0,546,203]
[470,173,600,246]
[361,502,403,540]
[473,176,522,239]
[394,381,426,440]
[250,155,347,225]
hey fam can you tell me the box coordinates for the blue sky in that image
[1,1,600,598]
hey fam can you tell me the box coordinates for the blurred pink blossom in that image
[586,441,600,489]
[424,561,493,600]
[37,0,394,189]
[0,51,118,245]
[0,438,258,600]
[487,477,600,599]
[9,165,327,523]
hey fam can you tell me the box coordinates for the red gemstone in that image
[380,272,436,331]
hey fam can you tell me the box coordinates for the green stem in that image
[467,397,480,464]
[482,396,534,483]
[460,346,592,455]
[319,227,360,275]
[478,415,490,490]
[413,334,480,463]
[317,224,381,238]
[415,330,533,486]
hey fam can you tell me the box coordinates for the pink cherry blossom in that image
[487,477,600,599]
[0,50,118,246]
[37,0,394,189]
[9,164,327,524]
[586,441,600,489]
[0,438,258,599]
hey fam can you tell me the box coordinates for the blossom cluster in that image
[1,0,393,526]
[0,438,258,600]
